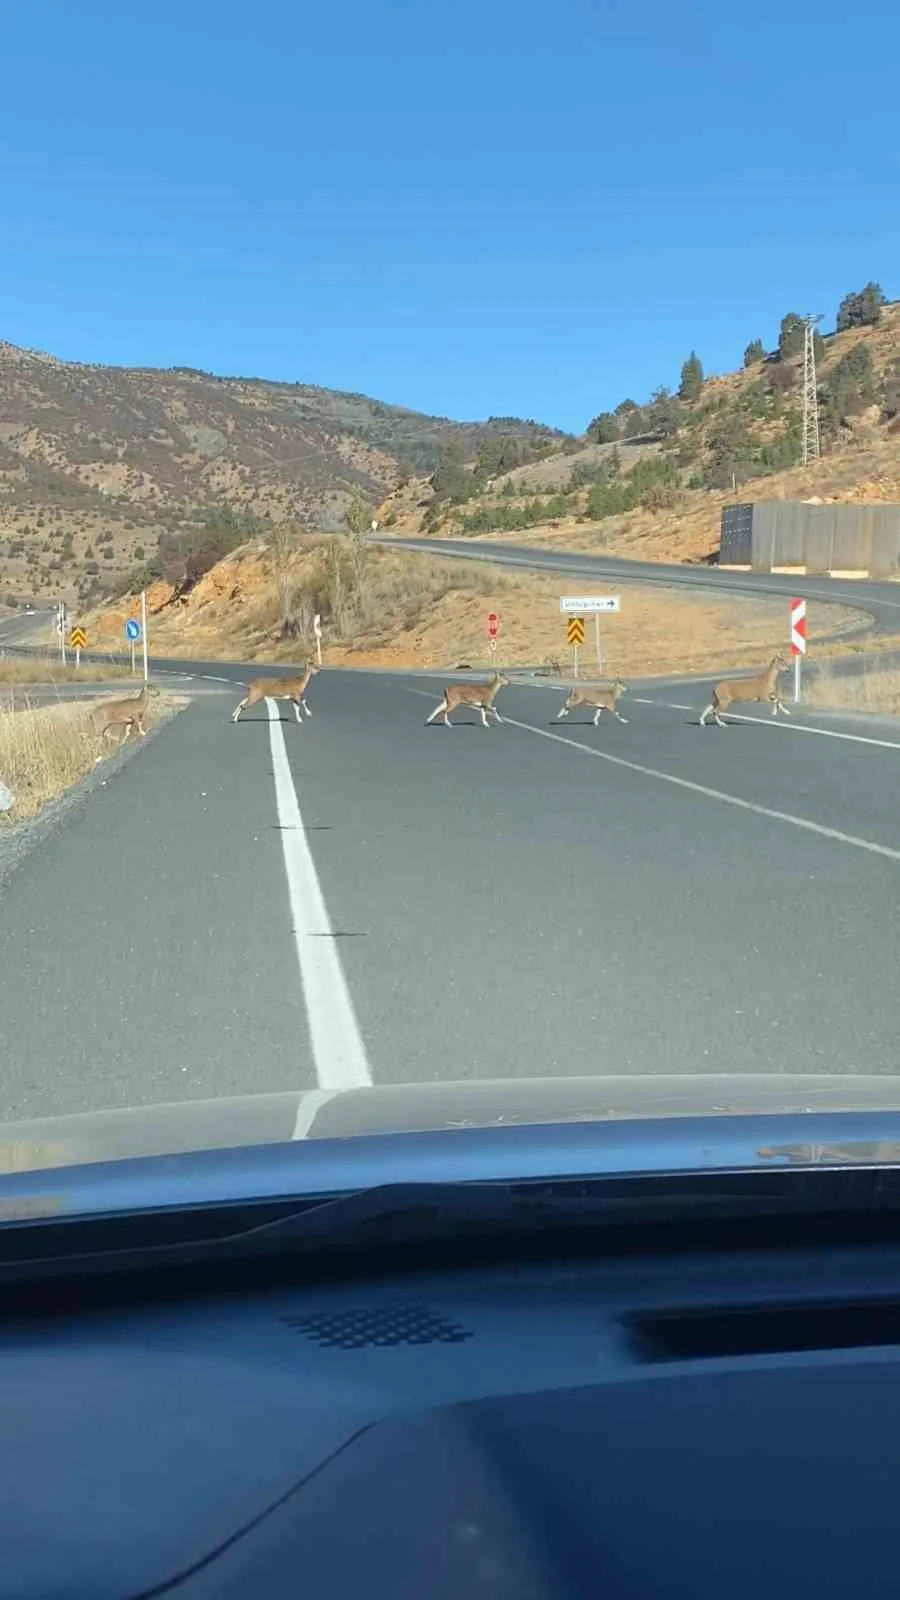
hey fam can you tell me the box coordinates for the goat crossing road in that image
[556,679,629,726]
[700,656,791,728]
[232,663,320,724]
[425,671,510,728]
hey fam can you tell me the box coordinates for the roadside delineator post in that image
[141,590,149,683]
[790,596,806,702]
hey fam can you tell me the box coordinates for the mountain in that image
[0,340,570,605]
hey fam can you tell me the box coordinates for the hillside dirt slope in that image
[84,541,867,679]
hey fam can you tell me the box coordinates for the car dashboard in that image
[4,1217,900,1597]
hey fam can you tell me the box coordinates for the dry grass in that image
[0,656,131,686]
[804,663,900,716]
[85,542,869,676]
[0,691,179,826]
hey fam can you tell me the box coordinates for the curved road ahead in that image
[381,536,900,640]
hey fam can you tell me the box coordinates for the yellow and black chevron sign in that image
[566,616,585,647]
[70,626,87,649]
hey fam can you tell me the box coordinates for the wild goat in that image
[89,683,159,744]
[426,672,510,728]
[232,663,319,724]
[557,679,628,726]
[699,655,790,728]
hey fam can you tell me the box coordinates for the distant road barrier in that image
[720,501,900,580]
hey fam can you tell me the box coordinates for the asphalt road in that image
[3,657,900,1121]
[0,608,56,647]
[383,537,900,639]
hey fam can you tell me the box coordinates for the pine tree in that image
[678,351,704,402]
[859,282,886,326]
[587,411,619,443]
[837,282,885,332]
[778,313,804,361]
[743,339,765,367]
[647,387,680,438]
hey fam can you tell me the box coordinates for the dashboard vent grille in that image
[283,1306,472,1349]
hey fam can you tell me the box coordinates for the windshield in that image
[1,0,899,1194]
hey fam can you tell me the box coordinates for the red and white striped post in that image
[790,597,806,703]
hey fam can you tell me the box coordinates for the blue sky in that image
[1,0,897,432]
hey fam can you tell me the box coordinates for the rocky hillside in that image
[0,340,569,606]
[378,285,900,560]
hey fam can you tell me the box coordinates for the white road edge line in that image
[266,697,373,1107]
[502,715,900,863]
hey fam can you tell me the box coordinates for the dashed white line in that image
[633,697,693,711]
[266,697,373,1099]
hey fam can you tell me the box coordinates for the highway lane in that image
[381,536,900,639]
[0,609,56,647]
[0,682,312,1119]
[3,665,900,1121]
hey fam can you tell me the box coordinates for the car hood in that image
[3,1073,900,1176]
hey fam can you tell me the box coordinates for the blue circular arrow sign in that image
[125,619,141,641]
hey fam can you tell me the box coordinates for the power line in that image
[797,312,819,464]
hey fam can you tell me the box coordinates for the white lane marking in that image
[501,715,900,863]
[293,1087,344,1140]
[633,697,693,710]
[628,697,900,751]
[702,710,900,750]
[266,698,372,1095]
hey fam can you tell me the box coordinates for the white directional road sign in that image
[559,595,620,614]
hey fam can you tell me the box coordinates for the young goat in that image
[556,679,628,727]
[232,663,319,724]
[425,672,510,728]
[89,683,159,744]
[699,656,790,728]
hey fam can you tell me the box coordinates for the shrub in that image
[768,363,796,394]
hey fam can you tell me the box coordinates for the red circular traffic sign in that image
[487,611,499,638]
